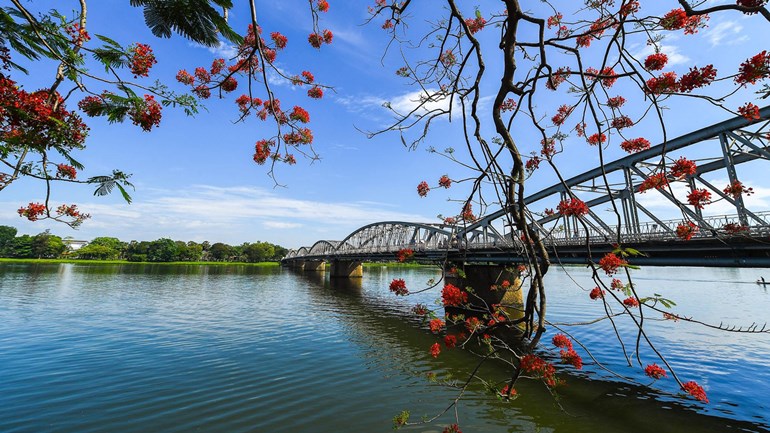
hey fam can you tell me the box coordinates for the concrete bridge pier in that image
[329,260,363,278]
[445,263,525,336]
[303,260,326,272]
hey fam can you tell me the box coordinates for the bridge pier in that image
[287,260,305,271]
[303,260,326,272]
[329,260,363,278]
[445,264,525,337]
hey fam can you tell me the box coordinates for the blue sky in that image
[2,1,769,248]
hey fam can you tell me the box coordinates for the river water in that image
[0,263,768,433]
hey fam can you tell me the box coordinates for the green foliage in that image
[31,230,66,258]
[128,0,242,47]
[0,225,17,250]
[392,410,410,429]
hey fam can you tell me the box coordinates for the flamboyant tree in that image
[3,0,770,431]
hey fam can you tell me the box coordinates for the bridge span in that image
[284,107,770,271]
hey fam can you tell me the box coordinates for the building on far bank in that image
[64,239,88,251]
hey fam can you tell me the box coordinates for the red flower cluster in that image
[552,333,572,349]
[270,32,288,50]
[738,102,761,121]
[283,128,314,145]
[611,115,634,129]
[441,334,457,348]
[412,304,428,316]
[56,204,89,224]
[520,354,558,387]
[440,50,457,67]
[253,139,273,164]
[317,0,329,12]
[128,43,157,78]
[417,181,430,197]
[551,104,574,126]
[441,283,468,307]
[500,98,517,112]
[600,67,618,88]
[438,175,451,188]
[736,51,770,85]
[620,1,640,17]
[599,253,627,275]
[499,384,517,398]
[461,203,475,221]
[545,67,570,90]
[644,363,667,380]
[723,180,754,198]
[389,278,409,296]
[464,16,487,34]
[646,71,679,94]
[557,198,589,217]
[560,348,583,369]
[671,157,697,178]
[682,381,709,403]
[307,86,324,99]
[442,424,462,433]
[678,65,717,93]
[65,23,91,44]
[308,29,333,48]
[644,53,668,71]
[607,95,627,108]
[290,106,310,123]
[723,223,749,234]
[547,13,562,28]
[621,137,651,153]
[676,221,698,241]
[396,248,414,262]
[17,202,46,221]
[623,296,640,308]
[129,95,162,132]
[587,132,607,146]
[737,0,769,12]
[660,8,707,34]
[589,286,605,300]
[639,173,668,192]
[541,138,556,158]
[687,188,712,209]
[465,316,483,332]
[56,164,77,179]
[429,318,445,333]
[430,342,441,358]
[611,278,625,290]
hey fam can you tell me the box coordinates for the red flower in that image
[611,278,624,290]
[464,316,483,332]
[611,115,634,129]
[589,286,605,300]
[438,175,451,188]
[128,43,157,78]
[557,198,589,217]
[660,8,707,34]
[499,384,518,398]
[723,180,754,198]
[270,32,288,50]
[176,70,194,85]
[520,354,558,386]
[283,128,314,145]
[429,318,445,333]
[682,381,709,403]
[56,164,77,179]
[646,72,679,94]
[461,203,475,221]
[738,102,761,121]
[552,333,573,349]
[307,86,324,99]
[417,181,430,197]
[443,334,457,348]
[607,96,626,108]
[382,19,394,30]
[545,67,570,90]
[687,189,712,209]
[547,13,562,28]
[129,95,162,132]
[308,33,323,48]
[600,67,618,88]
[220,77,238,92]
[676,221,698,241]
[644,363,667,380]
[678,65,717,92]
[639,173,668,192]
[17,202,46,221]
[723,223,749,234]
[587,132,607,146]
[464,16,487,34]
[621,137,651,153]
[396,248,414,262]
[429,342,441,358]
[736,51,770,86]
[439,50,456,67]
[560,349,583,369]
[500,98,517,112]
[253,139,273,164]
[290,106,310,123]
[670,157,697,179]
[551,104,574,126]
[541,138,556,158]
[644,53,668,71]
[599,253,627,275]
[441,283,468,307]
[389,278,409,296]
[301,70,315,84]
[442,424,462,433]
[322,29,333,44]
[317,0,329,12]
[623,296,640,308]
[412,304,428,316]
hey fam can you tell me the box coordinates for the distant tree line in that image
[0,226,287,262]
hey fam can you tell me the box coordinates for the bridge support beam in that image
[288,260,305,271]
[445,264,525,336]
[329,260,363,278]
[303,260,326,272]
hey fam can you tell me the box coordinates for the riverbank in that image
[0,258,280,267]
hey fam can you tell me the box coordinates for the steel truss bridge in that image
[285,107,770,268]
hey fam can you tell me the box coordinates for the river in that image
[0,263,768,432]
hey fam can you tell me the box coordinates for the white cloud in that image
[191,40,239,60]
[705,21,749,47]
[263,221,303,229]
